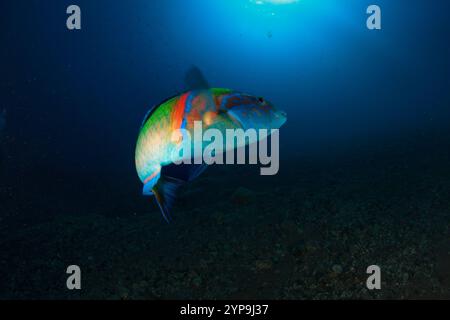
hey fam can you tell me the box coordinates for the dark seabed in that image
[1,0,450,299]
[1,131,450,299]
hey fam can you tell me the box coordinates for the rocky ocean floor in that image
[1,141,450,300]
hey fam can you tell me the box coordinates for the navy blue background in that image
[1,0,449,220]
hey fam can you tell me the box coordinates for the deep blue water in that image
[1,0,450,299]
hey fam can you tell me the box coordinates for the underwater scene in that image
[1,0,450,300]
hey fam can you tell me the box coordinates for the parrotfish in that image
[135,69,286,222]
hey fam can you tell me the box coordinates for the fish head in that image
[256,96,287,129]
[227,94,287,130]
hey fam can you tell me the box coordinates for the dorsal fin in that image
[142,66,212,129]
[185,66,210,90]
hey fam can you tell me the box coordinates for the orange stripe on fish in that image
[144,169,161,185]
[171,92,190,131]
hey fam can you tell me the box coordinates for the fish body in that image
[135,88,286,221]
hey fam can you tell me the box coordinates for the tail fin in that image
[152,176,184,223]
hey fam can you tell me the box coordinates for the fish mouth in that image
[276,110,287,121]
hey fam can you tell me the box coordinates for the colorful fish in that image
[135,71,286,222]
